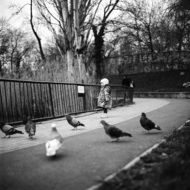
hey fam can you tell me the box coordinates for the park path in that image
[0,98,169,154]
[0,98,190,190]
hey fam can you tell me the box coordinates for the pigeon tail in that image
[122,132,132,137]
[8,128,24,135]
[16,130,24,134]
[155,125,161,130]
[78,122,85,127]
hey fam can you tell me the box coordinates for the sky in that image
[0,0,166,44]
[0,0,29,27]
[0,0,13,20]
[0,0,52,43]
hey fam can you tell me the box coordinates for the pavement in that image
[0,98,169,154]
[0,98,190,190]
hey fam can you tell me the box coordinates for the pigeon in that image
[140,112,161,132]
[66,114,85,129]
[45,123,63,157]
[100,120,132,141]
[0,122,24,138]
[23,116,36,139]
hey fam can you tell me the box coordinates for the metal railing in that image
[0,78,126,124]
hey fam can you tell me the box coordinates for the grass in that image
[97,119,190,190]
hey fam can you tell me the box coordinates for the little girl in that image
[97,78,112,118]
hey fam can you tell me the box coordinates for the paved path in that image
[0,98,190,190]
[0,98,168,154]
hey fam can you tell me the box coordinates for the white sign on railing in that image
[77,85,85,94]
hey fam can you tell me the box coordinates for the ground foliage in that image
[97,120,190,190]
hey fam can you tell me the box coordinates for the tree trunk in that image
[92,25,105,80]
[30,0,46,62]
[77,54,87,83]
[66,50,75,82]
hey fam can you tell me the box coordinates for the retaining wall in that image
[134,92,190,99]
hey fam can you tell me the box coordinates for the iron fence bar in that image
[59,84,64,114]
[70,85,75,112]
[64,85,69,113]
[57,84,62,115]
[31,82,35,117]
[22,82,26,116]
[61,84,67,115]
[26,81,31,117]
[0,84,5,121]
[72,84,78,112]
[13,82,19,121]
[58,84,63,115]
[55,84,59,116]
[18,82,23,119]
[66,84,71,113]
[40,83,44,117]
[60,84,64,115]
[44,84,50,117]
[25,82,30,116]
[9,82,14,122]
[37,83,41,117]
[48,83,54,118]
[33,83,37,117]
[74,85,79,113]
[3,81,8,122]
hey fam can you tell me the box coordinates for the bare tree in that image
[92,0,120,79]
[117,0,168,54]
[34,0,95,82]
[168,0,190,51]
[30,0,46,62]
[10,0,46,62]
[0,18,10,74]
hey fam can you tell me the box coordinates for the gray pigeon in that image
[66,115,85,129]
[23,116,36,139]
[140,112,161,131]
[0,122,24,138]
[100,120,132,141]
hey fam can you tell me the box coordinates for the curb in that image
[87,122,187,190]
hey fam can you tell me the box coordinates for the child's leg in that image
[103,108,108,113]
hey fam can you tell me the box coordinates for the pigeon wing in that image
[107,126,122,138]
[140,117,147,127]
[71,118,80,126]
[140,117,155,130]
[25,123,31,133]
[146,118,156,129]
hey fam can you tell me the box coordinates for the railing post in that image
[48,83,55,118]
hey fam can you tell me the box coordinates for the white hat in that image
[100,78,109,85]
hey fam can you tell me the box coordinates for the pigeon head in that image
[66,114,72,121]
[100,120,108,126]
[50,123,63,142]
[51,123,57,131]
[141,112,146,117]
[51,124,58,135]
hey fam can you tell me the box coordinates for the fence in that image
[0,78,125,124]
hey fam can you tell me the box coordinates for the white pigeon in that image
[45,123,63,157]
